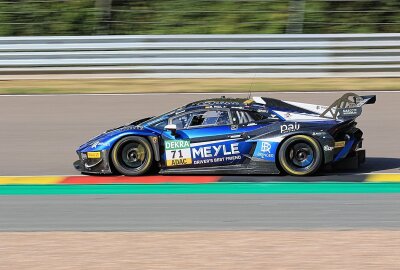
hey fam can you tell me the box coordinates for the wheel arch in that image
[108,134,159,174]
[275,133,324,176]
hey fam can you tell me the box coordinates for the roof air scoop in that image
[252,96,266,105]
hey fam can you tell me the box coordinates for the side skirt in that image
[160,161,281,175]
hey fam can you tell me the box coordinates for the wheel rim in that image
[285,141,315,171]
[119,142,147,170]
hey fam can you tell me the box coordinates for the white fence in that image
[1,34,400,78]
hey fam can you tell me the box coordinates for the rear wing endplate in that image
[320,93,376,119]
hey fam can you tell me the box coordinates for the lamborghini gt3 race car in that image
[74,93,375,176]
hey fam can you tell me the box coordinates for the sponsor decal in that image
[323,145,334,151]
[193,154,241,165]
[192,143,240,159]
[119,125,143,131]
[196,101,241,106]
[191,142,242,165]
[261,142,272,153]
[165,140,192,166]
[335,141,346,148]
[312,131,325,136]
[87,152,101,159]
[253,141,278,161]
[316,105,328,110]
[280,122,300,134]
[165,140,243,167]
[340,108,360,116]
[81,152,87,159]
[130,125,144,130]
[91,140,110,149]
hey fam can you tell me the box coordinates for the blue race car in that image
[74,93,375,176]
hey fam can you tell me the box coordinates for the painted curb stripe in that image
[366,174,400,183]
[61,176,220,184]
[1,183,400,195]
[0,176,63,185]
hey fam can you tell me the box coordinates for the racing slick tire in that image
[278,135,323,176]
[111,136,154,176]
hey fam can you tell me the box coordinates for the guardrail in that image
[1,34,400,78]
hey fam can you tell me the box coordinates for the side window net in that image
[234,110,268,124]
[235,111,254,124]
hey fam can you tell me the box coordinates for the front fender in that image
[79,128,159,153]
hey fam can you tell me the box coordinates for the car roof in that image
[185,97,247,106]
[183,97,258,111]
[181,96,316,115]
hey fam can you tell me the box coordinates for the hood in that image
[77,124,158,152]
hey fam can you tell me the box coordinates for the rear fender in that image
[276,131,335,165]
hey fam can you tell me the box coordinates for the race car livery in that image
[74,93,376,176]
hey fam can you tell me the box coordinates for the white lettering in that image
[191,143,240,159]
[165,141,171,149]
[280,122,300,134]
[91,141,110,148]
[212,145,222,156]
[192,148,203,158]
[222,145,232,155]
[324,145,334,151]
[231,143,240,154]
[204,146,212,158]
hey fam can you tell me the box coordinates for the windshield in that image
[137,108,179,128]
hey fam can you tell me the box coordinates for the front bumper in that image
[73,150,113,174]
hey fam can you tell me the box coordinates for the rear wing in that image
[320,93,376,119]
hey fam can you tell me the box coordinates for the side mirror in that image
[165,124,177,136]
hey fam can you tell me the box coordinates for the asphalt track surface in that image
[0,91,399,176]
[1,194,400,231]
[0,91,399,231]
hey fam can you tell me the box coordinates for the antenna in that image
[247,74,256,99]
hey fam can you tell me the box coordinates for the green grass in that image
[0,78,399,94]
[1,182,400,195]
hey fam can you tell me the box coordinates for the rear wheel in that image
[111,136,153,176]
[278,135,323,176]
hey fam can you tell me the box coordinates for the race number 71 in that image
[170,149,183,159]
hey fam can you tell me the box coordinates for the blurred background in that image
[1,0,400,35]
[1,0,400,94]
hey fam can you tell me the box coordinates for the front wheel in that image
[278,135,323,176]
[111,136,154,176]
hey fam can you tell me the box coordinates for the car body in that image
[74,93,376,176]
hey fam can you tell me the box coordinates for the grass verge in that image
[0,78,399,94]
